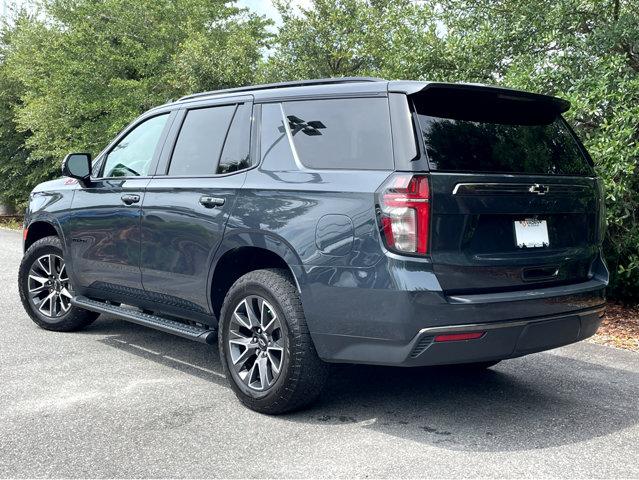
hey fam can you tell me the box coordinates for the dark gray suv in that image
[18,77,608,414]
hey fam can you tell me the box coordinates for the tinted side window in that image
[102,114,169,178]
[168,105,235,176]
[218,103,251,174]
[282,98,393,170]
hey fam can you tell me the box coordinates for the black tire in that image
[219,268,329,414]
[18,235,99,332]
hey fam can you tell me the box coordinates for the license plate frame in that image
[514,218,549,248]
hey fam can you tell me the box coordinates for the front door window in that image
[102,114,169,178]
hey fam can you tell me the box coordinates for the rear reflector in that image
[23,227,28,241]
[434,332,485,342]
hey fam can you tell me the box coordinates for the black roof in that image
[177,77,385,102]
[160,77,569,114]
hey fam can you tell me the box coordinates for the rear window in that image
[282,98,393,170]
[218,103,251,174]
[414,96,593,176]
[168,105,235,176]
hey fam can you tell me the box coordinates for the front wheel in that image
[219,268,329,414]
[18,235,99,332]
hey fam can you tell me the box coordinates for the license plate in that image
[514,219,549,248]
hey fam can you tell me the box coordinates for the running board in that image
[71,295,216,344]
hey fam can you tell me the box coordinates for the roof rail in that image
[177,77,386,102]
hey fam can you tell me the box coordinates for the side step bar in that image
[71,296,216,344]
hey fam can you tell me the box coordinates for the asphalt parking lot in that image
[1,228,638,478]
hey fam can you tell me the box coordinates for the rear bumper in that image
[402,306,604,366]
[313,306,604,366]
[302,250,608,366]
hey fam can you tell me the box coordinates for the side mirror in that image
[62,153,91,187]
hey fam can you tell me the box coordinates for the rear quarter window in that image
[282,98,393,170]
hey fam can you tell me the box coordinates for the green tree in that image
[0,50,32,210]
[0,0,270,209]
[0,12,51,212]
[263,0,448,81]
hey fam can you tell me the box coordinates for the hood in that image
[31,176,80,194]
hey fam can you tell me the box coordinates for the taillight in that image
[377,174,430,255]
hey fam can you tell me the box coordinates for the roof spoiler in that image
[393,80,568,111]
[391,82,570,124]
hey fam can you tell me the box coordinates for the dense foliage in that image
[0,0,270,202]
[0,0,637,299]
[438,0,639,301]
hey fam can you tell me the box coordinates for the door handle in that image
[199,196,225,208]
[121,193,141,205]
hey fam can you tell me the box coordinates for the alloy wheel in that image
[27,253,72,318]
[228,295,285,392]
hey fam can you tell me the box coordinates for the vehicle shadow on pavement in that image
[88,316,639,453]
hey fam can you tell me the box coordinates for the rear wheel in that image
[18,236,98,332]
[219,268,329,414]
